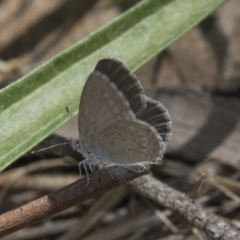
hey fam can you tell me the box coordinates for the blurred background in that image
[0,0,240,239]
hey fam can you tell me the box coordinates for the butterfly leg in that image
[79,158,91,185]
[83,162,90,186]
[78,161,82,177]
[88,162,93,173]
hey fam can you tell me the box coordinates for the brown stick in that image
[130,175,240,240]
[0,166,148,238]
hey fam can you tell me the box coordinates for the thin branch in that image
[129,175,240,240]
[0,166,148,238]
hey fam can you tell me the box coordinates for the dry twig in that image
[0,166,148,238]
[130,175,240,240]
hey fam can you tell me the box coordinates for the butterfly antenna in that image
[31,141,74,155]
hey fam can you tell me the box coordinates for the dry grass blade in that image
[59,187,129,240]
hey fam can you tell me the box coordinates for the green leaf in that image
[0,0,226,171]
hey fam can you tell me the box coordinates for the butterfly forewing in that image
[78,70,136,150]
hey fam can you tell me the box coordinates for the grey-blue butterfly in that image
[74,58,172,181]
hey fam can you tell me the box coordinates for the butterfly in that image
[73,58,172,182]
